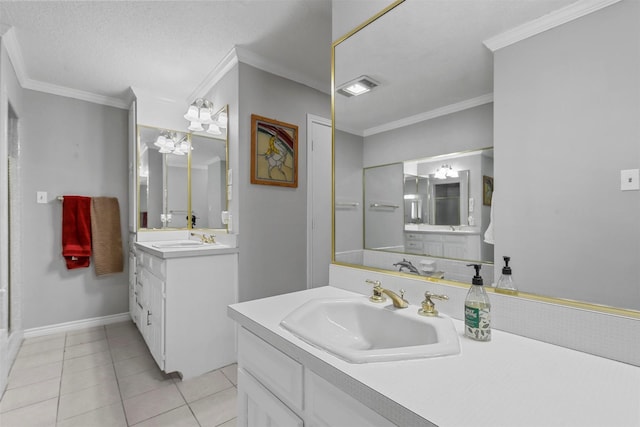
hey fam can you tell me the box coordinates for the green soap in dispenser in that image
[465,264,491,341]
[496,256,518,295]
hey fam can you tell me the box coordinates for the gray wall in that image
[363,103,493,167]
[21,90,129,329]
[494,0,640,309]
[237,63,330,302]
[334,129,363,253]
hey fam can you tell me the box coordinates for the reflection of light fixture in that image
[154,130,191,155]
[336,75,379,97]
[434,164,458,179]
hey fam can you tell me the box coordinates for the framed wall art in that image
[483,175,494,206]
[251,114,298,188]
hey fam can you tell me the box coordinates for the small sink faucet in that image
[365,279,408,308]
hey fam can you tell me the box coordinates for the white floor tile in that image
[2,325,238,426]
[21,332,66,347]
[0,397,58,427]
[57,379,121,421]
[11,348,64,371]
[65,329,107,346]
[131,405,200,427]
[7,361,62,390]
[176,370,233,403]
[114,353,158,379]
[64,339,110,359]
[17,338,65,358]
[0,377,60,413]
[220,364,238,386]
[60,363,117,395]
[57,402,127,427]
[62,349,112,373]
[189,387,237,427]
[123,383,186,426]
[118,367,175,400]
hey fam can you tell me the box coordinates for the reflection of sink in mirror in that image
[152,240,204,248]
[280,298,460,363]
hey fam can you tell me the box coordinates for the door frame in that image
[306,114,331,289]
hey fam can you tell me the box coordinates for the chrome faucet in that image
[365,279,408,308]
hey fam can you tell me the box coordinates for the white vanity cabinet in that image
[405,231,480,260]
[134,246,238,379]
[237,327,394,427]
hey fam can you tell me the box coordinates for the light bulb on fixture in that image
[188,121,204,132]
[206,123,221,135]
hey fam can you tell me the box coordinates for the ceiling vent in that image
[336,75,379,97]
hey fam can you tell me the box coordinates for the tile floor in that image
[0,320,238,427]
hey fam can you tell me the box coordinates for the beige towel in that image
[90,197,124,276]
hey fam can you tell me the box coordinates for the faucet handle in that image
[418,291,449,317]
[365,279,386,303]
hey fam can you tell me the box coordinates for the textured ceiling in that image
[0,0,332,106]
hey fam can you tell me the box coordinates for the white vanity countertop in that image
[135,241,238,259]
[405,224,480,235]
[228,286,640,427]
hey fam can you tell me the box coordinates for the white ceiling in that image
[0,0,332,107]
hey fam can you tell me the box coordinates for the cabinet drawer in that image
[404,233,422,241]
[137,251,165,279]
[238,327,303,413]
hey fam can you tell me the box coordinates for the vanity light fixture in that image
[336,75,379,97]
[154,131,191,156]
[434,164,458,179]
[184,98,217,132]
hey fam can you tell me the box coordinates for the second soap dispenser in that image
[495,256,517,295]
[464,264,491,341]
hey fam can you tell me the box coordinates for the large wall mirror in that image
[137,106,228,232]
[332,0,640,313]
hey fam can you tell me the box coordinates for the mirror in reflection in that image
[137,106,228,231]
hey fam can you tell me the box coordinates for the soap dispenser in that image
[495,256,517,295]
[464,264,491,341]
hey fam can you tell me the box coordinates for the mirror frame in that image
[330,0,640,319]
[136,105,229,232]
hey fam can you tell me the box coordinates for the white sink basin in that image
[280,297,460,363]
[152,240,204,248]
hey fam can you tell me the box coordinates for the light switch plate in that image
[37,191,48,204]
[620,169,640,191]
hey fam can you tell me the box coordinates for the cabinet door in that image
[443,235,468,259]
[129,252,138,325]
[145,271,165,370]
[423,235,444,257]
[305,370,395,427]
[237,368,303,427]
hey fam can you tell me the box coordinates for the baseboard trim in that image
[23,313,131,339]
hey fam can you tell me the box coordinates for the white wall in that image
[334,129,363,254]
[237,63,330,302]
[363,103,493,167]
[20,90,129,329]
[494,0,640,310]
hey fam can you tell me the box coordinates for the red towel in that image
[62,196,92,269]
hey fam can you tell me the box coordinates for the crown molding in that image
[362,93,493,137]
[186,47,239,102]
[1,27,28,87]
[22,79,130,109]
[2,26,129,109]
[483,0,622,52]
[236,46,330,95]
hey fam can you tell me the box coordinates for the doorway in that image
[306,115,331,288]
